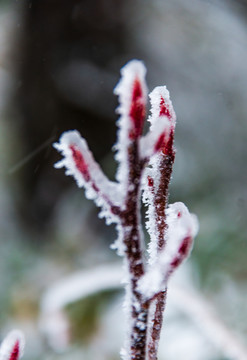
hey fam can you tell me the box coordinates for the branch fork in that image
[54,59,198,360]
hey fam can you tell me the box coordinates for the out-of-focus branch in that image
[170,285,247,360]
[0,330,25,360]
[40,264,123,314]
[40,263,247,360]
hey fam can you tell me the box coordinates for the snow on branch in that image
[142,86,177,269]
[53,59,198,360]
[114,59,147,142]
[54,130,121,225]
[0,330,25,360]
[139,116,171,160]
[149,86,176,126]
[4,59,246,360]
[138,202,199,300]
[113,60,147,189]
[141,85,178,360]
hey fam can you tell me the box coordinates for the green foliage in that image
[66,289,119,344]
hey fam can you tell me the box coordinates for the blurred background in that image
[0,0,247,359]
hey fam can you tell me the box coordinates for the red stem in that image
[148,291,167,360]
[148,148,175,360]
[120,141,150,360]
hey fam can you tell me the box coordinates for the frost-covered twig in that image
[138,203,198,300]
[53,131,121,225]
[141,203,198,359]
[0,330,25,360]
[54,59,198,360]
[170,285,247,360]
[142,86,176,360]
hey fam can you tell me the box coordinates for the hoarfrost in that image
[110,223,126,256]
[139,116,171,159]
[148,86,176,127]
[53,59,199,360]
[113,60,147,188]
[141,86,177,268]
[54,130,121,226]
[138,202,199,300]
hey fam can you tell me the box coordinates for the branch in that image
[53,130,121,225]
[170,285,247,360]
[0,330,25,360]
[53,59,199,360]
[142,86,176,360]
[39,263,247,360]
[114,60,149,360]
[39,264,124,352]
[54,60,151,360]
[138,202,198,300]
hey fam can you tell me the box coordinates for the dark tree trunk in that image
[12,0,129,231]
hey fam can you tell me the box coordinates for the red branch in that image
[54,61,182,360]
[147,96,176,360]
[70,145,90,182]
[159,96,172,119]
[170,235,193,269]
[9,341,20,360]
[129,78,146,140]
[120,141,149,360]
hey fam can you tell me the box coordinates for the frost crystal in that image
[54,59,199,360]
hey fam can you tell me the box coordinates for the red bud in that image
[129,78,146,139]
[69,145,90,182]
